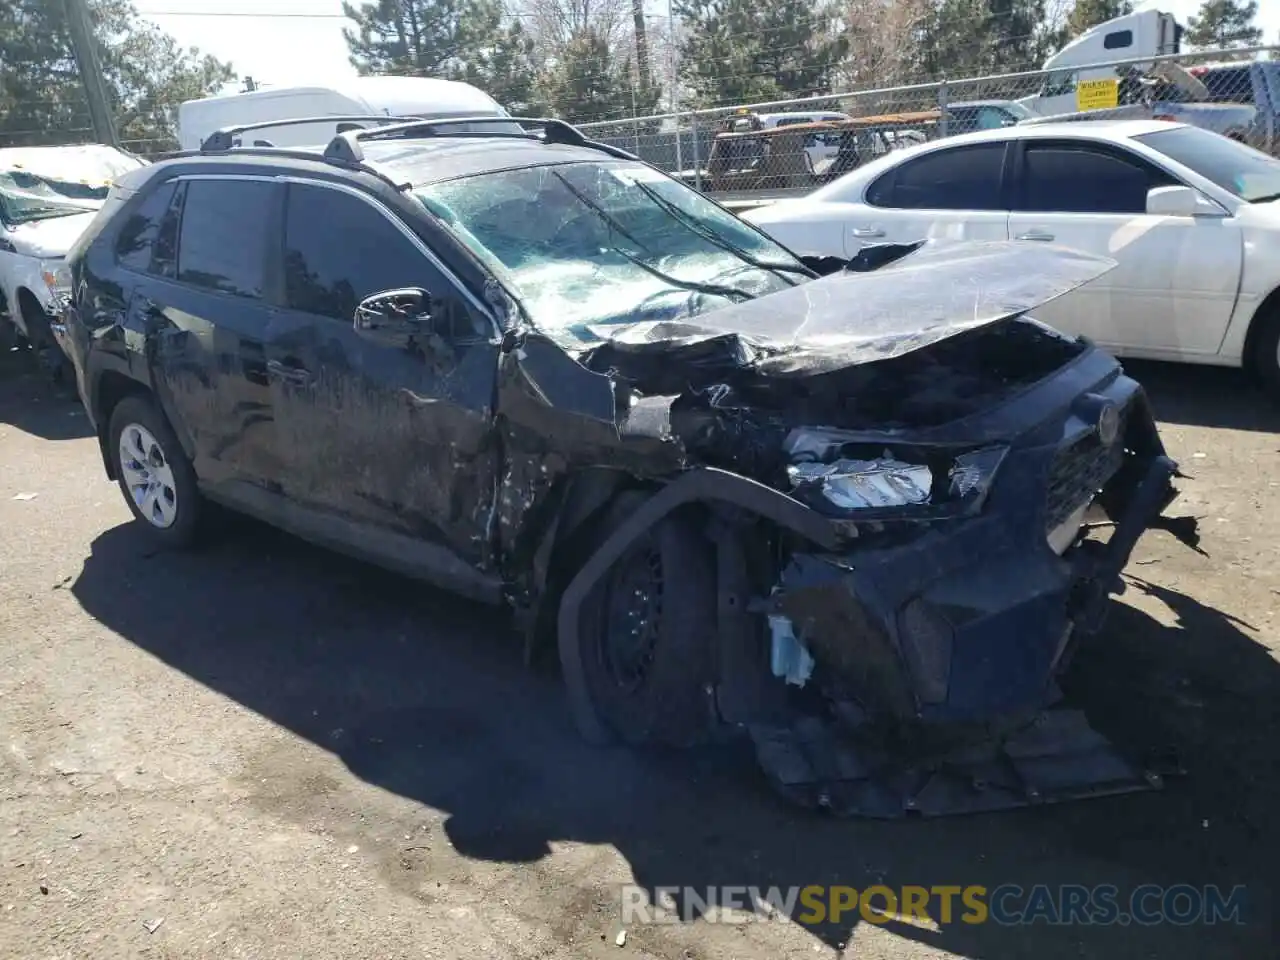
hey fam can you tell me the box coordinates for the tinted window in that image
[284,184,438,324]
[177,179,272,298]
[1103,29,1133,50]
[869,144,1006,210]
[1019,144,1173,214]
[1200,66,1254,104]
[115,180,178,274]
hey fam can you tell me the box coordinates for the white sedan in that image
[742,120,1280,390]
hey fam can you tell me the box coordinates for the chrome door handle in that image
[266,359,312,384]
[852,226,885,238]
[1016,231,1055,241]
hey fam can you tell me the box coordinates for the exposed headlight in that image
[785,442,1007,514]
[788,456,932,509]
[41,259,72,305]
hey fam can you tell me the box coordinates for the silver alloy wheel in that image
[118,423,179,529]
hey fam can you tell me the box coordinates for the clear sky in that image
[136,0,1280,93]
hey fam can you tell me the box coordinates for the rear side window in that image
[1018,144,1173,214]
[867,144,1006,210]
[177,179,273,299]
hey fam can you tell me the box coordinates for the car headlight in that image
[785,434,1008,515]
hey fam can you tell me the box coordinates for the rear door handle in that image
[852,226,885,238]
[267,359,312,385]
[1016,231,1055,241]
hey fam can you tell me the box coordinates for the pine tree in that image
[675,0,847,107]
[0,0,232,151]
[1185,0,1262,49]
[1068,0,1134,36]
[343,0,541,112]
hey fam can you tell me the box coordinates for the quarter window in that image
[176,179,273,298]
[867,144,1007,210]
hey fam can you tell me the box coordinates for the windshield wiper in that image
[611,246,758,303]
[17,205,90,221]
[551,171,758,303]
[630,179,818,282]
[1248,192,1280,204]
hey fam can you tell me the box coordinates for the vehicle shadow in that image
[1123,358,1280,434]
[70,519,1275,958]
[0,349,92,441]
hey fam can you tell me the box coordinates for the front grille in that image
[1044,411,1128,532]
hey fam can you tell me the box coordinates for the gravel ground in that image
[0,349,1276,959]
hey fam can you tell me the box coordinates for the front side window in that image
[1136,126,1280,203]
[868,144,1007,210]
[414,160,804,345]
[176,179,273,299]
[282,183,477,339]
[1018,143,1173,214]
[115,181,178,274]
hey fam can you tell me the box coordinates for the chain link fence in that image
[579,46,1280,202]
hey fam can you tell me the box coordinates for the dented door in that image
[138,176,285,488]
[267,180,501,568]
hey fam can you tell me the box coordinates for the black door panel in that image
[120,177,284,488]
[268,181,500,569]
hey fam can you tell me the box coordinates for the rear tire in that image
[108,396,203,548]
[574,495,717,747]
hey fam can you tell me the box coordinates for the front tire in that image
[108,396,203,547]
[1248,303,1280,401]
[574,496,717,747]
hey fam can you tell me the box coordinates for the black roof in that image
[155,116,640,192]
[361,137,622,185]
[148,136,618,191]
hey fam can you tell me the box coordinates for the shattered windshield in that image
[414,160,806,345]
[0,169,104,224]
[0,146,143,225]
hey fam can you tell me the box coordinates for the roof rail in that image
[323,116,640,163]
[199,115,416,152]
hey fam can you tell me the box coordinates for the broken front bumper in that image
[752,396,1179,816]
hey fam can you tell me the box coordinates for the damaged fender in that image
[556,467,838,744]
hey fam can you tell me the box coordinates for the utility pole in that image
[62,0,120,148]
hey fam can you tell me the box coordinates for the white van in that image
[177,76,520,151]
[1019,9,1183,117]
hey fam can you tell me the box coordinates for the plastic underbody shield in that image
[748,706,1163,818]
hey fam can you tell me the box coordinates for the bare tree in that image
[837,0,934,93]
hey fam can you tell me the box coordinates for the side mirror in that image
[353,287,433,350]
[1146,185,1223,218]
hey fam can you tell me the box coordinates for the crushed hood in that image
[581,240,1116,377]
[2,211,100,258]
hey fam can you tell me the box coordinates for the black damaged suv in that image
[61,116,1185,816]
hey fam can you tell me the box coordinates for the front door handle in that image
[852,226,885,238]
[267,359,312,385]
[1016,231,1055,241]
